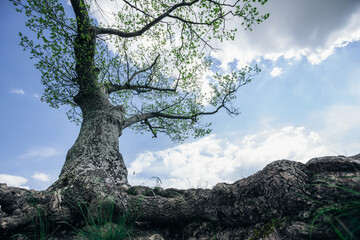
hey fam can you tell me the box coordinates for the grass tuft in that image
[71,197,137,240]
[307,176,360,240]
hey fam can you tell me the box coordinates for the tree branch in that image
[121,70,254,130]
[104,54,178,94]
[70,0,91,25]
[106,73,181,95]
[123,103,224,130]
[126,55,160,85]
[106,83,177,94]
[95,0,200,38]
[143,119,157,138]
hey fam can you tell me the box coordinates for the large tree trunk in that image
[58,101,129,188]
[55,0,131,188]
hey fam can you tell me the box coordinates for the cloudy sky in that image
[1,0,360,190]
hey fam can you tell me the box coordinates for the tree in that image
[10,0,269,187]
[4,4,360,238]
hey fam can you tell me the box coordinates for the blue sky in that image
[1,0,360,190]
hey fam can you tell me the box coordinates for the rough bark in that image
[1,154,359,239]
[54,0,132,188]
[58,105,129,188]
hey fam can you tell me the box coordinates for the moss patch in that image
[249,217,289,240]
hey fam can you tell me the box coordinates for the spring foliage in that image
[11,0,269,142]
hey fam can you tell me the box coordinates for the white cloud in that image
[20,147,62,158]
[32,172,50,182]
[270,67,283,77]
[212,0,360,69]
[129,127,334,189]
[88,0,360,71]
[9,88,25,95]
[0,174,29,189]
[33,93,40,98]
[311,105,360,155]
[129,152,158,175]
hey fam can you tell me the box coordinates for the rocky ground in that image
[1,154,359,240]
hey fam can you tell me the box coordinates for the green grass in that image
[11,191,139,240]
[11,205,52,240]
[248,217,289,240]
[68,196,138,240]
[306,176,360,240]
[11,193,56,240]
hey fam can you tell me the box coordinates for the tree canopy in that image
[11,0,269,142]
